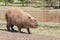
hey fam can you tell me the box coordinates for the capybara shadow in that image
[8,30,31,34]
[20,31,31,34]
[9,30,31,34]
[0,28,31,34]
[0,28,18,33]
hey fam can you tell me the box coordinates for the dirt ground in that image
[0,31,60,40]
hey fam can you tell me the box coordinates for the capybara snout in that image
[25,16,38,28]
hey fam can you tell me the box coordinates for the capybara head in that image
[25,16,38,28]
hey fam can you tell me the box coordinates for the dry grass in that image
[0,25,60,37]
[0,13,5,20]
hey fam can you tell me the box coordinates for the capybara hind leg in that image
[6,24,10,31]
[27,28,31,34]
[18,27,21,33]
[11,25,15,31]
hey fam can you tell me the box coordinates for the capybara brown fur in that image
[5,7,38,34]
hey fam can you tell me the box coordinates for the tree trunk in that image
[47,0,56,7]
[4,0,8,6]
[22,2,24,6]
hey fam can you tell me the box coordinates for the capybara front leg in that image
[6,24,10,31]
[11,25,15,31]
[27,28,31,34]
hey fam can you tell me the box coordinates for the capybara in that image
[5,7,38,34]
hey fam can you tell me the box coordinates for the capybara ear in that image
[28,17,33,22]
[28,17,31,19]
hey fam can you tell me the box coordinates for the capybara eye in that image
[28,17,31,19]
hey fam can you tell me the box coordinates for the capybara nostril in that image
[35,24,38,27]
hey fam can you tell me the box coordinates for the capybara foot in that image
[28,32,31,34]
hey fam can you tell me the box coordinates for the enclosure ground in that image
[0,31,60,40]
